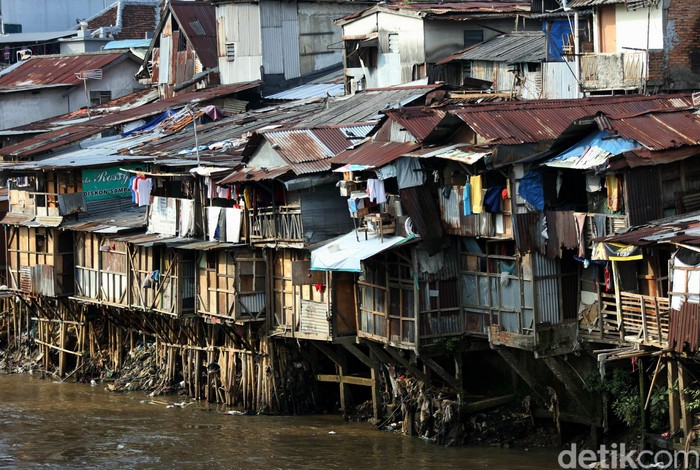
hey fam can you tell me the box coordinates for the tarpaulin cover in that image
[544,129,639,169]
[122,110,175,136]
[543,19,570,62]
[518,170,544,211]
[310,230,412,272]
[203,105,225,122]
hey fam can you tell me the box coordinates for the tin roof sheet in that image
[337,2,530,24]
[600,109,700,151]
[568,0,623,6]
[0,81,261,159]
[406,144,490,164]
[450,94,694,145]
[217,166,291,184]
[60,207,147,233]
[0,30,78,44]
[383,107,447,142]
[296,85,442,127]
[436,31,545,65]
[331,141,421,166]
[170,1,218,69]
[265,83,345,101]
[0,52,133,91]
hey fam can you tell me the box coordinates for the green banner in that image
[82,165,142,201]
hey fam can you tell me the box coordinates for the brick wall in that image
[663,0,700,90]
[118,5,159,40]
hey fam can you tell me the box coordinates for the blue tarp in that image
[544,20,571,62]
[545,129,640,168]
[518,170,544,211]
[122,110,175,137]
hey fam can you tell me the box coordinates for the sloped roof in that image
[383,107,447,142]
[169,1,218,69]
[331,141,421,166]
[0,52,135,92]
[568,0,623,7]
[0,81,261,159]
[450,94,693,145]
[437,31,545,65]
[296,85,444,127]
[337,1,531,25]
[597,108,700,152]
[0,31,78,44]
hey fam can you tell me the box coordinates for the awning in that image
[406,144,490,165]
[311,230,414,272]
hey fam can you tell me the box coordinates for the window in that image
[226,42,236,62]
[463,30,484,48]
[89,91,111,106]
[3,23,22,34]
[388,33,399,53]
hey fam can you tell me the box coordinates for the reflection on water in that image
[0,375,561,469]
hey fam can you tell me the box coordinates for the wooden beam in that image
[542,357,591,417]
[462,394,516,413]
[316,374,374,387]
[341,342,377,369]
[311,342,345,367]
[379,344,430,383]
[420,355,461,391]
[497,349,547,403]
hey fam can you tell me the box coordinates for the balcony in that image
[248,205,304,246]
[580,52,647,92]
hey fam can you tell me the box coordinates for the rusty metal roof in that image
[0,52,135,91]
[337,2,530,24]
[602,212,700,247]
[60,208,147,233]
[169,1,218,69]
[450,94,694,145]
[568,0,623,7]
[0,81,261,159]
[598,109,700,152]
[331,141,420,167]
[217,166,291,185]
[383,107,447,142]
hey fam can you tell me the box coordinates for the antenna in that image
[75,69,103,118]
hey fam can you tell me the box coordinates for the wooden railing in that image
[619,292,669,346]
[248,205,303,244]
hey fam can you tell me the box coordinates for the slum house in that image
[435,31,547,99]
[586,206,700,445]
[138,1,221,99]
[0,82,262,161]
[566,0,700,94]
[534,103,700,349]
[0,87,159,150]
[334,1,536,92]
[0,82,261,376]
[306,93,699,429]
[212,0,367,94]
[0,51,142,130]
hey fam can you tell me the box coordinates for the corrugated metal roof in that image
[217,166,291,184]
[337,2,530,25]
[0,31,78,44]
[383,107,447,142]
[0,149,149,171]
[568,0,623,6]
[450,94,694,145]
[331,141,420,166]
[406,144,490,164]
[104,39,152,50]
[170,1,218,69]
[600,109,700,151]
[602,212,700,246]
[296,85,443,127]
[0,81,261,159]
[264,83,345,101]
[0,52,133,91]
[264,129,335,163]
[436,31,545,65]
[60,208,147,233]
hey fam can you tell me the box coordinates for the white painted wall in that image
[614,3,663,52]
[0,59,139,130]
[217,2,263,84]
[1,0,107,33]
[247,140,286,168]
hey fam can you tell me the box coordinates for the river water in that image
[0,375,561,469]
